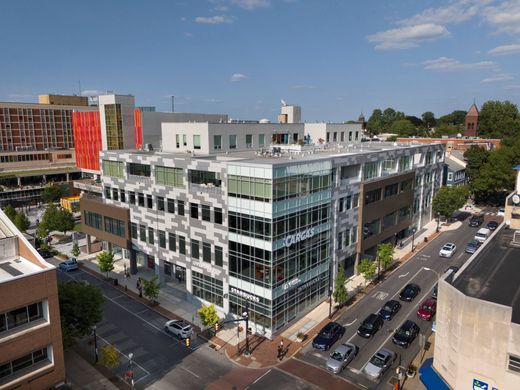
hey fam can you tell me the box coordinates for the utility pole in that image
[171,95,175,113]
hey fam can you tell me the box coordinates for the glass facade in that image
[104,104,123,150]
[227,161,332,333]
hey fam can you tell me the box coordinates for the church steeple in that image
[464,103,479,137]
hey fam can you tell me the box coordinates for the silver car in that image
[164,320,193,339]
[364,347,397,379]
[325,342,358,374]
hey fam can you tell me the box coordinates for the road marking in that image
[112,294,125,300]
[398,272,409,279]
[181,367,200,378]
[312,352,325,359]
[457,253,464,259]
[136,309,149,315]
[372,291,389,301]
[250,369,271,386]
[345,319,357,327]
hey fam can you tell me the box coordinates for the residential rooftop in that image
[452,227,520,324]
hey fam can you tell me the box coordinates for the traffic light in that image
[215,322,220,332]
[185,337,190,348]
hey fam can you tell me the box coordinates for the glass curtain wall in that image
[104,104,123,150]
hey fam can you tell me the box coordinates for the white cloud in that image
[422,57,496,71]
[481,73,513,83]
[81,89,105,96]
[231,0,270,10]
[399,0,492,26]
[230,73,247,82]
[488,43,520,55]
[290,84,316,89]
[368,23,449,50]
[483,1,520,35]
[195,15,232,24]
[504,84,520,90]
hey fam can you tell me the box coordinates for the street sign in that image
[473,379,488,390]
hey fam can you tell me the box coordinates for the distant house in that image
[443,155,466,187]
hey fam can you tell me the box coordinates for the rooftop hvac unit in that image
[144,143,153,151]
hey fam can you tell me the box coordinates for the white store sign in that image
[283,227,315,248]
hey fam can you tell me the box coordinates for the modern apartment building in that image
[80,120,443,337]
[0,209,65,389]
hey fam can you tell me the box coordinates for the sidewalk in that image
[63,349,119,390]
[64,217,457,371]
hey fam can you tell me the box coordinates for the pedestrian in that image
[278,340,284,360]
[136,278,143,298]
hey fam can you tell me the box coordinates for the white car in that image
[364,347,397,379]
[439,243,457,258]
[164,320,193,339]
[497,207,505,217]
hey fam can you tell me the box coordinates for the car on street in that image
[378,300,402,321]
[417,299,437,321]
[469,215,484,227]
[357,313,384,338]
[164,320,193,339]
[399,283,421,302]
[58,258,78,272]
[431,284,438,299]
[392,320,420,348]
[439,243,457,258]
[364,348,397,379]
[474,227,491,244]
[325,342,358,374]
[486,220,499,231]
[497,207,505,217]
[37,248,52,258]
[445,265,459,275]
[465,240,481,254]
[312,322,345,351]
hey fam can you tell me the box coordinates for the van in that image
[474,228,490,243]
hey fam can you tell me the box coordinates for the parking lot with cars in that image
[300,210,501,389]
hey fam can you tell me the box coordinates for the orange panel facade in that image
[73,111,102,171]
[134,108,143,150]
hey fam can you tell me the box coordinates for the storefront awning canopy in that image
[419,358,451,390]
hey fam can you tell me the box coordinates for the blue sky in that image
[1,0,520,122]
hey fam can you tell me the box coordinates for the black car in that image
[399,283,421,302]
[37,248,52,259]
[312,322,345,351]
[445,265,459,274]
[392,320,420,348]
[357,313,384,338]
[378,300,402,321]
[469,215,483,227]
[486,221,499,231]
[431,284,438,299]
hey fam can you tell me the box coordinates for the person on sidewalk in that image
[136,278,143,298]
[277,340,284,361]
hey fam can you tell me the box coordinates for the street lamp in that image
[436,212,441,233]
[128,353,135,389]
[242,309,250,356]
[411,228,417,252]
[395,366,406,390]
[92,325,98,363]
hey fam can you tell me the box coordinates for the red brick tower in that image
[464,103,479,137]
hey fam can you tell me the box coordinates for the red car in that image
[417,299,436,321]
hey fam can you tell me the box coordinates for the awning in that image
[419,358,451,390]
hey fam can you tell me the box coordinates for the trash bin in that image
[424,237,428,243]
[113,278,118,286]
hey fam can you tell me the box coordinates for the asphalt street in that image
[245,368,319,390]
[299,210,501,390]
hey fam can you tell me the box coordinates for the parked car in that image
[474,228,491,243]
[431,284,438,299]
[357,313,384,338]
[364,348,397,379]
[58,258,78,272]
[417,299,437,321]
[325,342,358,374]
[378,300,402,321]
[399,283,421,302]
[445,265,459,275]
[465,240,481,254]
[164,320,193,339]
[37,248,52,259]
[486,221,499,231]
[497,207,505,217]
[439,243,457,258]
[392,320,420,348]
[312,322,345,351]
[469,215,484,227]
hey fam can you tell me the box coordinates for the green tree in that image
[434,123,460,137]
[464,146,490,185]
[432,186,469,219]
[71,242,81,258]
[438,110,466,126]
[377,243,394,271]
[366,109,383,135]
[198,303,219,328]
[99,345,119,368]
[382,107,405,133]
[142,276,161,303]
[333,265,348,306]
[41,203,59,232]
[96,251,114,278]
[13,212,30,233]
[58,281,104,349]
[471,148,516,202]
[478,100,520,141]
[3,204,17,221]
[55,208,75,235]
[390,119,416,137]
[421,111,436,129]
[357,259,376,285]
[36,223,49,240]
[41,184,63,204]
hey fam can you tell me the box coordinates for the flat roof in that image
[452,228,520,324]
[0,256,42,282]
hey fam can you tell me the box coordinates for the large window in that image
[229,135,237,149]
[102,160,124,178]
[167,198,175,213]
[0,302,44,334]
[104,104,123,150]
[272,172,331,202]
[189,170,221,187]
[155,166,184,187]
[246,134,253,148]
[84,211,102,230]
[383,211,397,230]
[384,183,398,198]
[192,272,223,307]
[214,208,223,224]
[190,203,199,219]
[228,176,272,202]
[139,224,146,241]
[177,200,185,216]
[159,230,166,248]
[398,155,412,172]
[214,135,222,150]
[131,223,137,239]
[259,134,265,147]
[400,178,413,192]
[215,246,223,267]
[128,163,151,177]
[365,189,381,205]
[0,347,49,380]
[191,239,199,259]
[193,135,201,150]
[148,227,154,244]
[104,217,125,237]
[168,233,176,251]
[179,236,186,255]
[157,196,165,211]
[201,205,211,221]
[363,161,378,180]
[203,242,211,263]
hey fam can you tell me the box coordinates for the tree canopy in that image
[478,100,520,141]
[58,281,104,349]
[3,205,17,221]
[333,265,348,306]
[432,186,469,218]
[366,109,383,134]
[97,251,114,278]
[391,119,416,137]
[198,303,219,328]
[41,184,64,204]
[13,212,30,233]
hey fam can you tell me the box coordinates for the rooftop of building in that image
[444,155,466,171]
[452,227,520,324]
[109,141,441,165]
[0,101,97,110]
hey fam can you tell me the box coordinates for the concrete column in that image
[86,234,92,254]
[17,177,21,186]
[66,173,70,182]
[156,258,165,285]
[129,248,138,274]
[42,175,47,184]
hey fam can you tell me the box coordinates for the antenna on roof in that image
[281,99,287,107]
